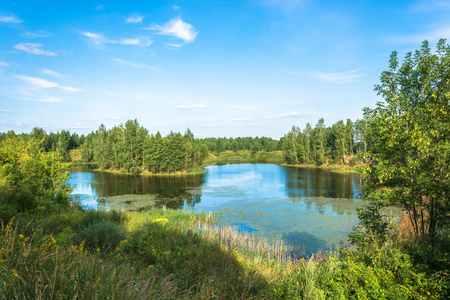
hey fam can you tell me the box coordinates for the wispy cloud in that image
[175,104,206,110]
[411,1,450,11]
[4,122,23,127]
[114,58,160,70]
[16,75,80,92]
[21,30,52,38]
[78,31,104,45]
[0,109,11,113]
[126,13,145,24]
[164,42,183,49]
[230,117,253,121]
[386,25,450,44]
[78,31,152,47]
[264,111,301,119]
[0,13,23,23]
[173,5,181,11]
[0,61,9,67]
[95,4,104,11]
[14,43,57,56]
[41,69,62,77]
[108,116,123,120]
[311,69,362,84]
[144,17,197,43]
[38,97,63,103]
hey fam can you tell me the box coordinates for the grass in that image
[204,150,284,165]
[96,166,207,177]
[282,163,361,174]
[1,196,448,299]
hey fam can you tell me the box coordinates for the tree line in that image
[280,118,367,166]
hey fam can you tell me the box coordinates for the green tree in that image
[0,136,71,197]
[313,118,327,165]
[332,120,347,164]
[363,39,450,238]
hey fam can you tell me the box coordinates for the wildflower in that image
[152,218,169,224]
[12,269,19,277]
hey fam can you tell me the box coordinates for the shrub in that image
[79,220,126,253]
[13,191,37,212]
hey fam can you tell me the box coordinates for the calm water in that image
[69,164,364,253]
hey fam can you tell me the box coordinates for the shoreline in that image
[93,167,208,177]
[280,163,360,174]
[70,154,360,176]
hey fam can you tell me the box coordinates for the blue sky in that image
[1,0,449,138]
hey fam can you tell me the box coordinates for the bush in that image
[53,189,71,207]
[13,191,37,212]
[348,203,389,248]
[79,220,126,253]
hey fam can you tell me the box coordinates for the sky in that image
[1,0,450,139]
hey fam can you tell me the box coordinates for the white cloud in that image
[79,31,104,45]
[145,17,197,43]
[311,69,362,83]
[79,31,152,47]
[164,43,183,49]
[412,1,450,11]
[175,104,207,110]
[14,43,57,56]
[0,61,9,67]
[173,5,181,11]
[21,31,52,38]
[38,97,63,102]
[265,111,300,119]
[0,109,11,112]
[0,13,22,23]
[230,117,253,121]
[41,69,61,77]
[280,111,299,117]
[126,13,145,24]
[16,75,80,92]
[114,58,160,70]
[5,122,23,127]
[95,4,104,10]
[386,26,450,44]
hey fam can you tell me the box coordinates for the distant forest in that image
[0,116,368,174]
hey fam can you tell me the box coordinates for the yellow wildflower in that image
[12,269,19,277]
[152,218,169,224]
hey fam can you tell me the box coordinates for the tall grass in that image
[0,218,184,299]
[1,207,448,299]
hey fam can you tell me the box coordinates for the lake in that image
[69,163,365,253]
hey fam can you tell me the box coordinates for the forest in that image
[0,115,367,174]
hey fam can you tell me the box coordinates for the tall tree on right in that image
[362,39,450,238]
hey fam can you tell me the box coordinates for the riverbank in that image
[70,151,360,176]
[96,166,207,177]
[204,150,284,165]
[281,163,360,174]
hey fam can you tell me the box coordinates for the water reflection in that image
[284,167,362,199]
[69,166,205,209]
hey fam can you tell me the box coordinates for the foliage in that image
[0,219,183,300]
[348,203,389,248]
[281,117,364,166]
[0,135,71,198]
[362,39,450,237]
[79,220,126,253]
